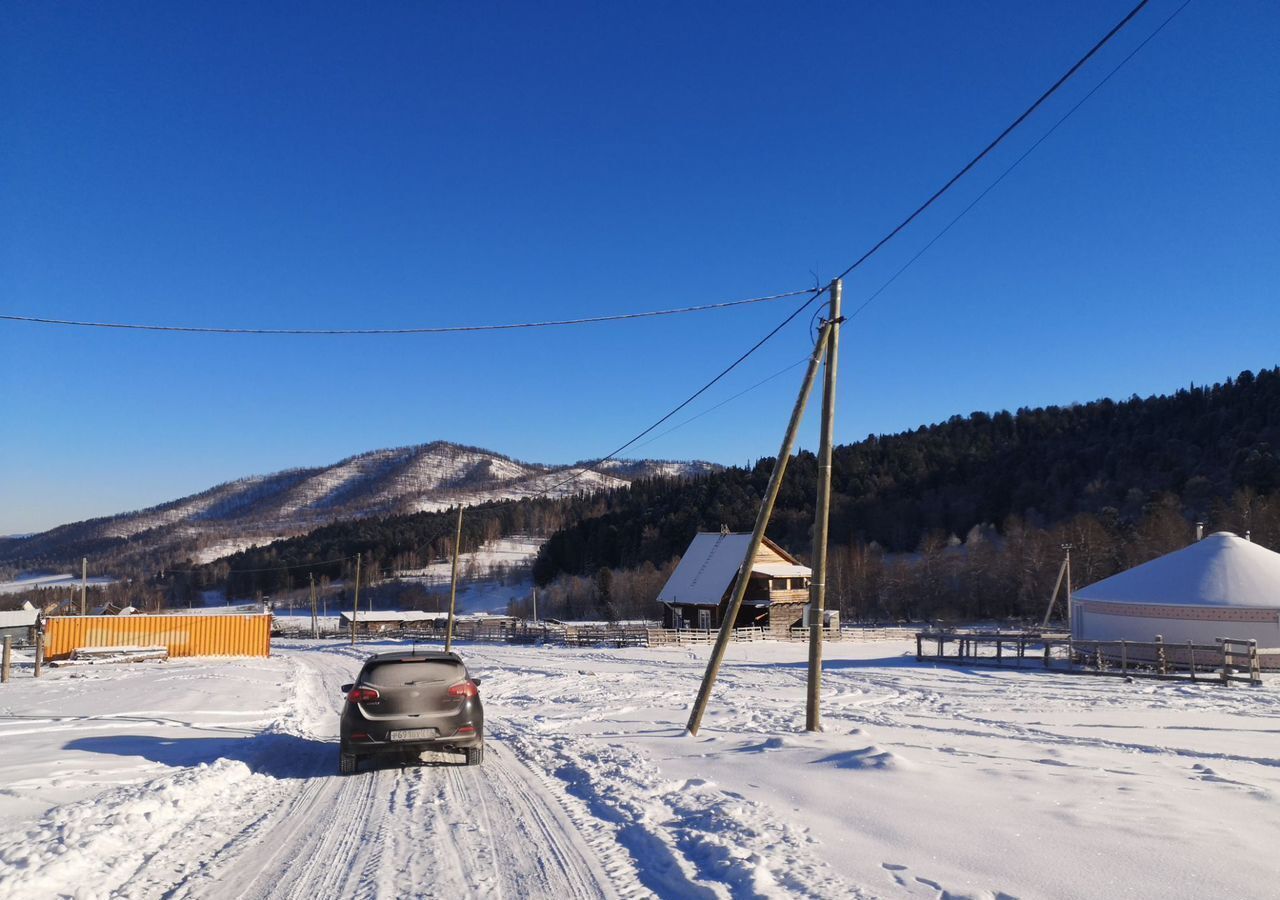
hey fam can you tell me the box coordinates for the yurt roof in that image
[1074,532,1280,608]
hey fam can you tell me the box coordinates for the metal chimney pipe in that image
[1245,530,1252,542]
[1195,522,1204,541]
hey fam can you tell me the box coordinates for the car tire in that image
[464,744,484,766]
[339,751,359,775]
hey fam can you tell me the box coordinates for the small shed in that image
[0,602,41,646]
[657,532,811,636]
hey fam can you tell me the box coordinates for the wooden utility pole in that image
[1,637,10,684]
[445,506,463,652]
[80,557,88,616]
[687,321,832,736]
[1064,544,1073,634]
[531,586,538,623]
[309,573,318,639]
[1040,543,1073,627]
[806,279,842,732]
[350,555,361,647]
[34,633,43,678]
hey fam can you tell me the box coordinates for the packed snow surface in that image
[1,639,1277,898]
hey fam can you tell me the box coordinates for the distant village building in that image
[1073,531,1280,652]
[0,601,40,645]
[339,611,445,635]
[657,531,815,637]
[338,610,516,635]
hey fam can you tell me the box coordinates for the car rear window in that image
[362,660,465,687]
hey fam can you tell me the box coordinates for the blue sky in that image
[2,0,1277,534]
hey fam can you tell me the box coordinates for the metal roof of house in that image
[657,532,811,607]
[0,608,40,628]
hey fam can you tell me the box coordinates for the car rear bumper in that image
[341,731,483,757]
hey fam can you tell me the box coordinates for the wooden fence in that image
[915,629,1263,686]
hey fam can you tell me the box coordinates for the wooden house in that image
[657,532,811,637]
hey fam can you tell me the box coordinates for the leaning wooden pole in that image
[445,505,464,653]
[806,279,842,732]
[686,320,831,736]
[1040,556,1069,627]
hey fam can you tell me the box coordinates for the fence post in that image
[34,633,43,678]
[1120,640,1127,675]
[1,637,10,684]
[1187,640,1196,681]
[1155,635,1167,675]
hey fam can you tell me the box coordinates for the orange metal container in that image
[44,614,271,660]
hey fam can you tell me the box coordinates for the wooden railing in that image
[915,629,1263,686]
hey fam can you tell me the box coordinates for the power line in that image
[831,0,1152,286]
[536,0,1156,496]
[537,286,829,495]
[629,356,812,453]
[844,0,1194,324]
[0,288,813,336]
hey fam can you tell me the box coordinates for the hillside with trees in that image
[531,368,1280,620]
[14,369,1274,623]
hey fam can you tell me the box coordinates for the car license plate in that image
[389,728,437,741]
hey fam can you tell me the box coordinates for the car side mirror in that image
[471,677,483,687]
[340,683,353,693]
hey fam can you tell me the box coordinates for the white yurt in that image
[1071,532,1280,657]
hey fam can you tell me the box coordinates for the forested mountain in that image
[0,442,716,575]
[531,368,1280,620]
[11,370,1276,623]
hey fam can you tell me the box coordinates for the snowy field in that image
[1,639,1277,899]
[0,573,117,595]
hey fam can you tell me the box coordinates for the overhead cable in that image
[831,0,1152,286]
[845,0,1194,323]
[538,287,829,495]
[0,288,813,336]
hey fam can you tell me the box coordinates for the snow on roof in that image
[338,610,515,623]
[339,611,441,623]
[753,563,812,579]
[657,532,811,606]
[0,607,39,628]
[1075,532,1280,608]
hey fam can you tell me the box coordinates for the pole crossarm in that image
[686,316,833,736]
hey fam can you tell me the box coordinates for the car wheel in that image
[464,745,484,766]
[339,751,359,775]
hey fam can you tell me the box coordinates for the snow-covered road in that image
[2,638,1278,899]
[0,644,633,900]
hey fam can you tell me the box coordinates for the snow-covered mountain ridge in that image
[2,441,717,567]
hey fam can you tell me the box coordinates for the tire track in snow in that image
[160,644,622,900]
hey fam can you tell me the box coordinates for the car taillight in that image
[347,687,380,703]
[447,681,478,699]
[350,732,371,741]
[455,725,475,735]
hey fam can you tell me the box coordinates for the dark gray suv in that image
[339,650,484,774]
